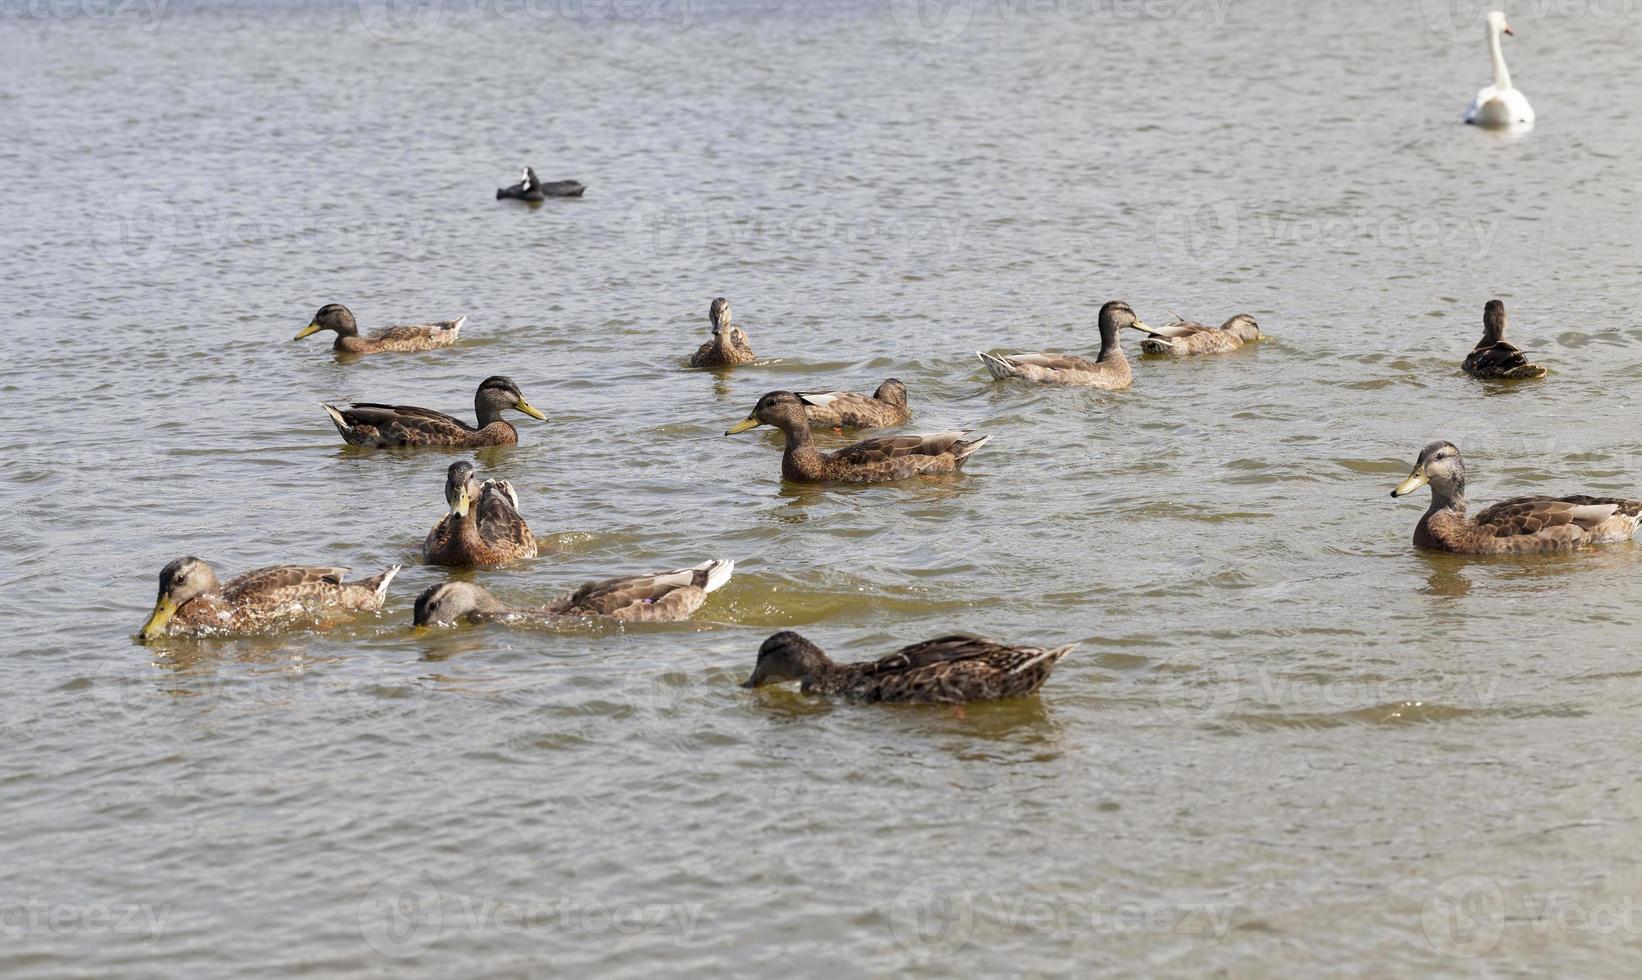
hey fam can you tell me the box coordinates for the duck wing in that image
[829,431,968,466]
[1472,496,1626,537]
[221,565,348,604]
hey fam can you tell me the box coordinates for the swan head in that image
[1487,10,1513,36]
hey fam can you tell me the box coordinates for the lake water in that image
[6,0,1642,974]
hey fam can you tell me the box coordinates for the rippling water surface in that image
[6,0,1642,974]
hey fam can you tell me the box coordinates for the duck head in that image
[475,376,548,424]
[742,630,834,688]
[295,303,357,341]
[413,581,510,628]
[1392,441,1467,503]
[140,556,220,640]
[709,297,732,335]
[725,390,808,435]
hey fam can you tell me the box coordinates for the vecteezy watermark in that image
[357,0,700,42]
[888,874,1232,959]
[1152,660,1506,715]
[0,899,173,943]
[622,193,968,260]
[357,873,704,958]
[91,195,440,269]
[889,0,1235,45]
[1418,0,1642,44]
[1422,874,1642,958]
[0,0,168,30]
[1153,192,1502,269]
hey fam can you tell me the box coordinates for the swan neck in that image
[1488,27,1512,91]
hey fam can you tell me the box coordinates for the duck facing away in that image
[977,300,1146,388]
[139,557,398,641]
[689,297,755,367]
[323,376,548,449]
[1465,10,1534,126]
[1391,441,1642,554]
[741,630,1075,704]
[726,390,988,483]
[413,561,736,626]
[798,379,911,430]
[294,304,464,355]
[496,166,586,201]
[422,461,537,567]
[1463,299,1546,379]
[1131,313,1261,356]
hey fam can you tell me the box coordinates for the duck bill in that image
[293,322,322,340]
[139,597,178,640]
[514,399,548,421]
[725,417,762,436]
[451,486,472,518]
[1391,468,1429,498]
[1130,319,1153,334]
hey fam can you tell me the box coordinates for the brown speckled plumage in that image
[412,561,735,627]
[726,391,988,483]
[295,304,464,355]
[1391,441,1642,554]
[139,556,398,640]
[690,297,755,367]
[1463,300,1546,380]
[422,461,537,567]
[977,300,1144,389]
[741,631,1075,703]
[1133,313,1261,356]
[798,378,910,430]
[323,376,547,449]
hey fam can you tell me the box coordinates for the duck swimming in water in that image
[978,300,1146,389]
[726,391,988,484]
[138,557,399,641]
[422,461,538,567]
[412,561,735,626]
[741,631,1076,704]
[496,166,586,201]
[1390,441,1642,554]
[797,379,911,430]
[294,304,464,355]
[689,297,755,367]
[322,376,548,449]
[1462,299,1546,380]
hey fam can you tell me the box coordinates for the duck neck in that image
[1426,480,1467,521]
[451,508,484,549]
[775,416,826,479]
[475,397,505,428]
[799,654,848,693]
[1488,26,1513,91]
[1097,324,1124,363]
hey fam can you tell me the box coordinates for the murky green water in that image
[6,0,1642,974]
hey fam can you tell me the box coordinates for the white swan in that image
[1464,10,1534,126]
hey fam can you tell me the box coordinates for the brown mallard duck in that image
[977,300,1146,389]
[741,631,1075,703]
[689,297,755,367]
[1463,300,1546,379]
[1391,441,1642,554]
[422,461,537,567]
[294,304,464,355]
[798,378,910,430]
[725,391,988,483]
[138,557,399,641]
[412,560,736,626]
[322,376,548,449]
[1131,313,1261,356]
[496,166,586,201]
